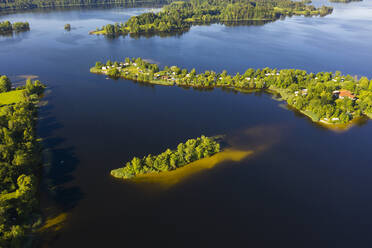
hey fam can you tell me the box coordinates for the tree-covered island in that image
[90,0,333,37]
[0,21,30,34]
[91,58,372,126]
[64,23,71,31]
[111,135,220,179]
[0,75,45,246]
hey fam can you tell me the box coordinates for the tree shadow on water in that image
[38,103,84,212]
[45,145,82,211]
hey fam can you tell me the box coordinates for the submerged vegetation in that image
[0,21,30,34]
[91,0,333,37]
[92,57,372,126]
[111,136,221,179]
[0,75,45,247]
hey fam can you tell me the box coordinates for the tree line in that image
[0,0,170,11]
[92,57,372,125]
[111,135,220,179]
[329,0,362,3]
[0,21,30,34]
[0,75,45,247]
[94,0,333,36]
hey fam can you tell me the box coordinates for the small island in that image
[0,75,45,246]
[91,57,372,128]
[0,20,30,34]
[90,0,333,37]
[111,136,220,179]
[64,23,71,31]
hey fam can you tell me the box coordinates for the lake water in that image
[1,1,372,247]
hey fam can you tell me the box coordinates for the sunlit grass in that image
[0,90,25,105]
[90,30,106,35]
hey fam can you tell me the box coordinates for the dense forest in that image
[111,136,220,179]
[92,0,333,36]
[92,58,372,125]
[0,0,170,11]
[0,76,45,247]
[0,21,29,34]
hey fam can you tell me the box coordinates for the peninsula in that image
[91,58,372,127]
[90,0,333,37]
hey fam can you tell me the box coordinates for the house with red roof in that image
[333,89,356,100]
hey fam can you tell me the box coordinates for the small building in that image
[295,89,308,96]
[335,90,356,100]
[102,66,107,70]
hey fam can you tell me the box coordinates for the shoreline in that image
[110,135,221,180]
[89,17,320,36]
[89,0,333,37]
[128,148,252,186]
[0,78,46,246]
[91,67,368,131]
